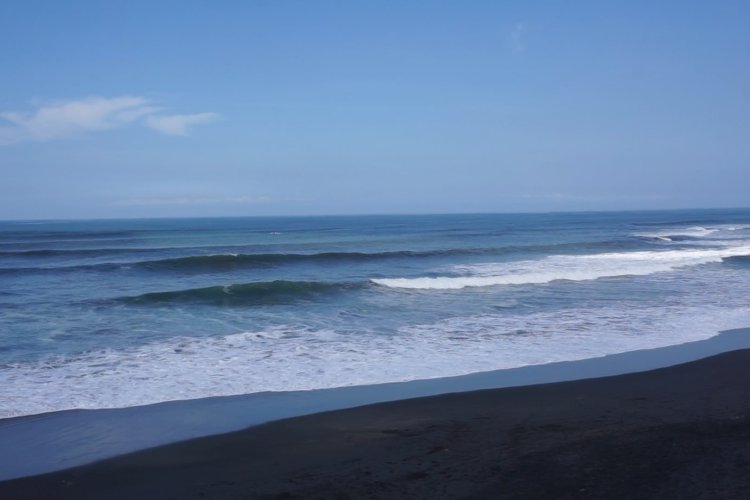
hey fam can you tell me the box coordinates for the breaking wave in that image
[372,246,750,289]
[2,304,749,418]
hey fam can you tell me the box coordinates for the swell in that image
[118,280,365,306]
[124,239,644,270]
[133,249,464,271]
[0,238,642,274]
[0,249,467,274]
[0,263,124,275]
[0,248,153,258]
[725,255,750,266]
[0,230,137,242]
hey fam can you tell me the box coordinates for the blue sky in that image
[1,0,748,219]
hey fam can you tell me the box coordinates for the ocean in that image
[1,209,750,419]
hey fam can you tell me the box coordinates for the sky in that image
[1,0,748,219]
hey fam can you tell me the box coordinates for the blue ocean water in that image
[1,209,750,418]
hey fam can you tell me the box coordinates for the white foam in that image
[636,226,719,239]
[637,224,750,241]
[372,246,750,289]
[1,304,749,419]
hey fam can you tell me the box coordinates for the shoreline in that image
[4,343,750,498]
[1,327,750,482]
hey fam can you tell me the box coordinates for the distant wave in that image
[635,226,719,241]
[635,224,750,242]
[119,280,365,306]
[133,250,457,271]
[0,262,126,275]
[0,248,466,264]
[372,246,750,290]
[0,248,152,258]
[0,249,468,274]
[0,239,639,273]
[631,219,727,227]
[0,236,691,277]
[0,230,136,242]
[0,249,110,257]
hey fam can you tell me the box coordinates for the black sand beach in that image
[4,348,750,499]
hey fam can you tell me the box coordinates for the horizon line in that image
[1,206,749,223]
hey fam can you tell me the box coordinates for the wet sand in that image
[3,349,750,499]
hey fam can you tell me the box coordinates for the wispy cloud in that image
[508,23,528,54]
[518,193,672,203]
[0,96,218,145]
[113,195,271,207]
[145,112,219,136]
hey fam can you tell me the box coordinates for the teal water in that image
[2,209,750,418]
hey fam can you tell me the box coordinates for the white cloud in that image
[144,112,218,136]
[0,96,218,145]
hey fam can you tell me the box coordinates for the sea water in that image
[1,209,750,418]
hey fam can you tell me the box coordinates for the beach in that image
[2,212,750,497]
[3,1,749,497]
[4,347,750,499]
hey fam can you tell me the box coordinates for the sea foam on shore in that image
[1,326,750,481]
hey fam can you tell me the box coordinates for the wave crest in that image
[134,250,446,271]
[372,246,750,290]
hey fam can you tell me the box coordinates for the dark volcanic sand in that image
[4,349,750,499]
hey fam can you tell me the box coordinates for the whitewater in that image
[1,210,750,418]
